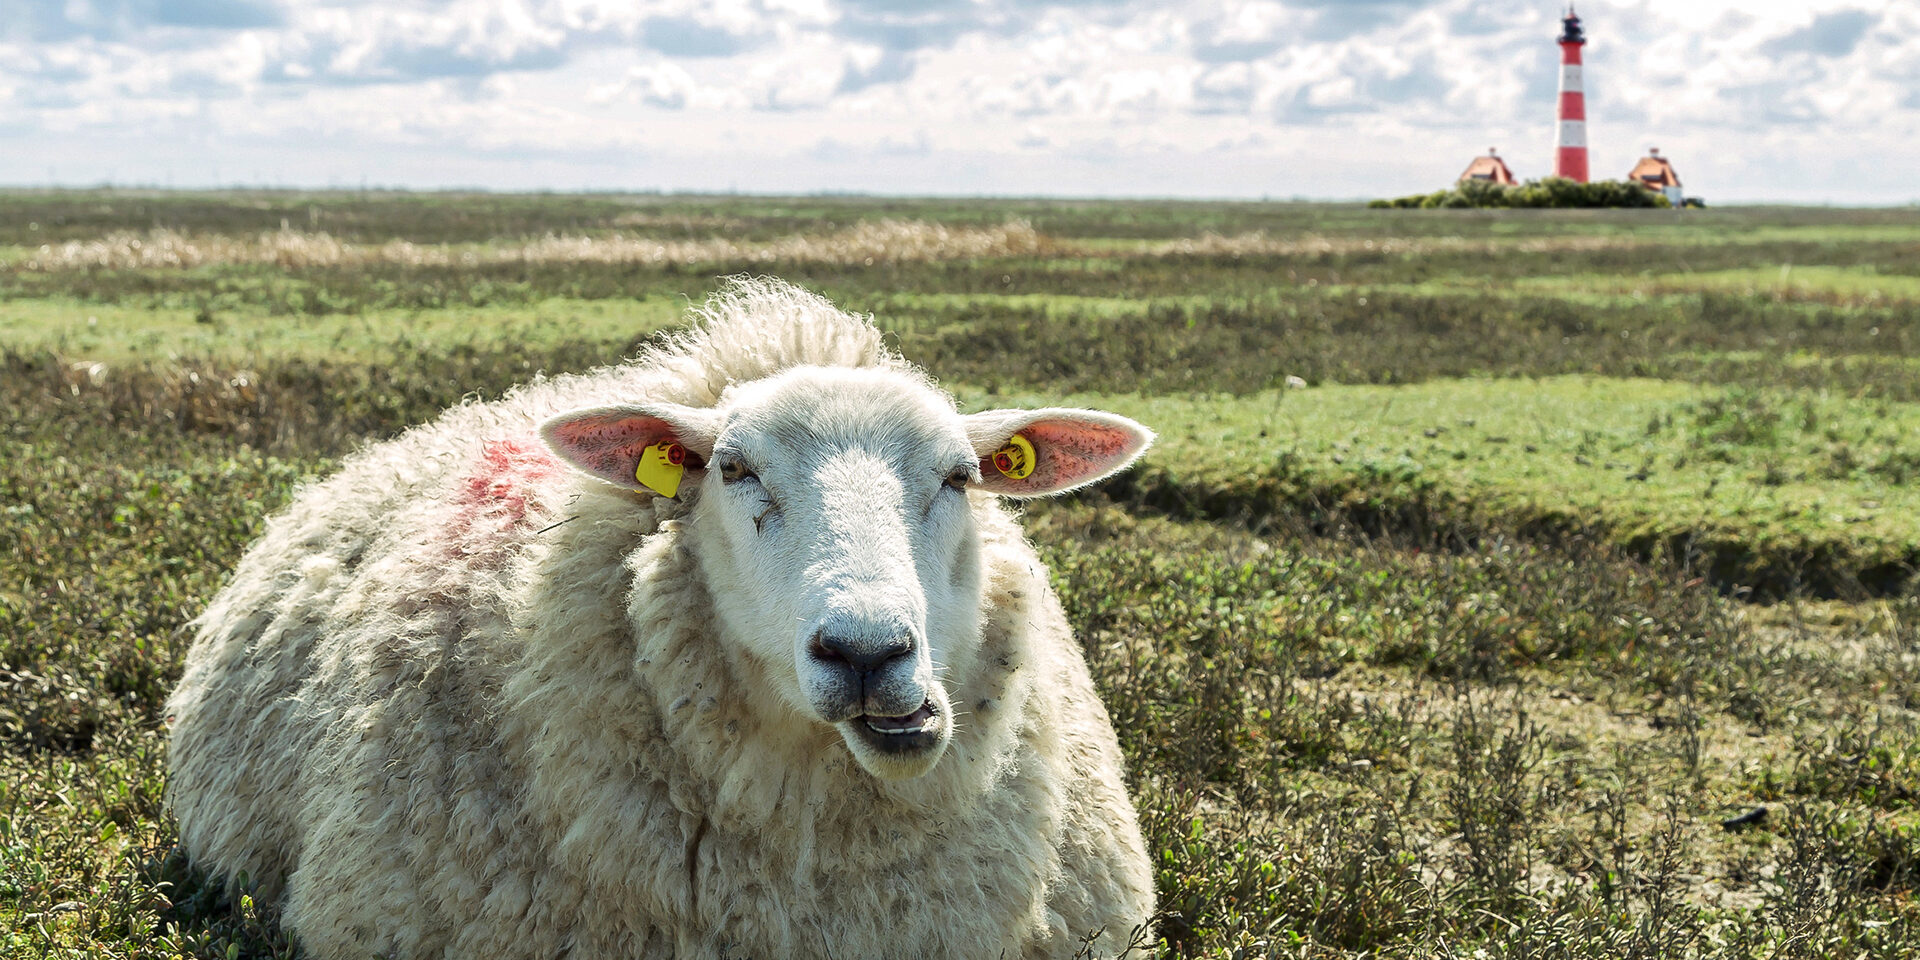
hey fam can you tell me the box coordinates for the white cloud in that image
[0,0,1914,201]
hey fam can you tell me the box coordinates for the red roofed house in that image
[1458,148,1518,185]
[1628,148,1683,204]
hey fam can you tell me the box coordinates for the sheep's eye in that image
[719,459,755,484]
[943,467,971,491]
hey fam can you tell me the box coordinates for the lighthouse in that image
[1554,5,1588,182]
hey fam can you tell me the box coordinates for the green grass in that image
[1516,265,1920,304]
[6,191,1920,958]
[4,188,1918,246]
[0,296,681,364]
[998,376,1920,596]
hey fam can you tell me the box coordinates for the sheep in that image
[165,278,1159,959]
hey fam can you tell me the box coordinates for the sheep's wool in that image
[166,279,1156,959]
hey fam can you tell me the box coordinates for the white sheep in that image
[166,278,1159,959]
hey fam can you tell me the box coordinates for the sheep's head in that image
[541,366,1151,780]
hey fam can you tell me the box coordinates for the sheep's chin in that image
[837,697,952,781]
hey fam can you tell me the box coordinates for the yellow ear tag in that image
[991,434,1036,480]
[634,441,687,498]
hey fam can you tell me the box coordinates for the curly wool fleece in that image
[166,278,1156,959]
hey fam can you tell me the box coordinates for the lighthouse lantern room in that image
[1554,6,1589,182]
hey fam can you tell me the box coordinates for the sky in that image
[1,0,1916,203]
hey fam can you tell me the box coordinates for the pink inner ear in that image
[1022,419,1134,487]
[548,414,672,484]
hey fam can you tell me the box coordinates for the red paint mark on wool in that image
[452,437,562,548]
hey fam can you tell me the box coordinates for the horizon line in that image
[2,183,1915,210]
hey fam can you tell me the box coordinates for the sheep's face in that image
[690,370,978,780]
[542,365,1152,781]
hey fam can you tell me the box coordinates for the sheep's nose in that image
[810,631,913,675]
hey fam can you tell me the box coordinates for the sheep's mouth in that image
[852,701,939,753]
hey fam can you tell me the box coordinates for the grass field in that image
[4,190,1920,958]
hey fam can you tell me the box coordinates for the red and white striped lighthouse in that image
[1554,5,1588,182]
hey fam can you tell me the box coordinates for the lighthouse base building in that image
[1458,148,1518,185]
[1629,148,1684,205]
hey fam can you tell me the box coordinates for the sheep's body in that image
[166,281,1155,959]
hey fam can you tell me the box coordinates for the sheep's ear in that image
[539,403,721,494]
[963,407,1153,498]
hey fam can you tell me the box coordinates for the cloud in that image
[1191,63,1253,113]
[255,5,581,87]
[368,39,569,81]
[1760,8,1876,58]
[836,48,918,93]
[4,0,286,41]
[1189,3,1289,63]
[1296,0,1422,41]
[0,0,1916,202]
[622,63,695,109]
[1363,53,1445,106]
[830,0,1004,52]
[840,0,968,11]
[810,128,931,159]
[641,15,758,58]
[1718,78,1827,126]
[1446,7,1505,37]
[153,0,287,30]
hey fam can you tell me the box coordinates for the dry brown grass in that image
[9,221,1675,273]
[14,218,1048,271]
[1139,231,1652,258]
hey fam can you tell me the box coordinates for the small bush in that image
[1375,178,1672,210]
